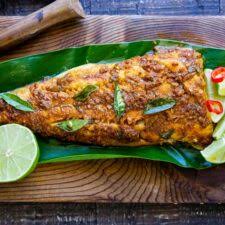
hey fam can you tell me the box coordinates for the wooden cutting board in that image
[1,15,225,203]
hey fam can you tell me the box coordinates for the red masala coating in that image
[0,47,213,149]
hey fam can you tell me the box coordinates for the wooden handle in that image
[0,0,85,51]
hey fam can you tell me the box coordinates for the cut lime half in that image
[0,124,39,182]
[201,138,225,164]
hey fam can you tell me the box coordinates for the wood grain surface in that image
[1,15,225,203]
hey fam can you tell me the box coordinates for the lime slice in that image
[0,124,39,182]
[204,69,225,123]
[205,69,215,98]
[201,138,225,164]
[218,80,225,96]
[213,115,225,139]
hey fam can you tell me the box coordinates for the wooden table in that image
[1,1,225,224]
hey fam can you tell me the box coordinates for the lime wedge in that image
[201,138,225,164]
[218,80,225,96]
[0,124,39,182]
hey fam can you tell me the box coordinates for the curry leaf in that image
[56,119,89,132]
[144,98,176,115]
[0,93,34,112]
[75,84,98,102]
[114,83,126,117]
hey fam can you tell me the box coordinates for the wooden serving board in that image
[1,15,225,203]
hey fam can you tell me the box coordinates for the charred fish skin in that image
[0,47,213,148]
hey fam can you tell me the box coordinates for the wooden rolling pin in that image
[0,0,85,51]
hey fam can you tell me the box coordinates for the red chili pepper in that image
[206,100,223,114]
[211,67,225,83]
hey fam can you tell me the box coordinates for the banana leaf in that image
[0,39,222,169]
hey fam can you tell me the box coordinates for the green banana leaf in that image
[0,39,222,169]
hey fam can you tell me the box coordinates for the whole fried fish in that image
[0,47,213,149]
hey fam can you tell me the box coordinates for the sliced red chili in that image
[211,67,225,83]
[206,100,223,114]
